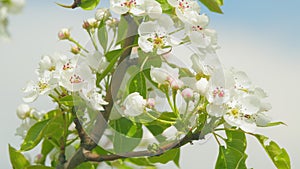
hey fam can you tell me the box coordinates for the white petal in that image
[138,21,157,35]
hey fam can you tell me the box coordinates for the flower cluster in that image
[17,0,271,142]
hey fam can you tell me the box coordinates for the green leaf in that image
[43,114,65,147]
[9,145,30,169]
[254,134,291,169]
[127,158,154,167]
[148,148,180,165]
[75,162,96,169]
[25,166,54,169]
[79,0,100,10]
[129,71,147,98]
[116,15,129,45]
[20,119,50,151]
[259,121,287,127]
[199,0,223,14]
[98,21,108,53]
[59,95,83,107]
[110,118,143,153]
[156,0,173,13]
[96,49,124,85]
[40,139,54,165]
[215,130,248,169]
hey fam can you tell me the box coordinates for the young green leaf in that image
[79,0,100,10]
[9,145,30,169]
[40,139,55,165]
[98,21,108,53]
[199,0,223,14]
[148,148,180,165]
[110,118,143,153]
[116,15,129,45]
[215,130,248,169]
[20,119,50,151]
[254,134,291,169]
[129,71,147,98]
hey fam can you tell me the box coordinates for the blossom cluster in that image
[17,0,271,139]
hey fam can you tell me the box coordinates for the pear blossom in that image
[15,118,36,138]
[184,14,217,48]
[195,78,208,95]
[23,72,58,103]
[81,82,108,111]
[167,0,200,23]
[150,62,183,89]
[138,15,179,54]
[95,8,111,21]
[16,104,32,119]
[60,63,94,92]
[110,0,162,19]
[87,51,108,73]
[123,92,146,117]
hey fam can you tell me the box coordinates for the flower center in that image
[213,87,225,98]
[121,0,136,8]
[38,81,49,92]
[192,25,203,31]
[70,74,83,84]
[152,34,165,48]
[178,0,190,13]
[230,108,240,118]
[63,62,73,70]
[48,66,56,71]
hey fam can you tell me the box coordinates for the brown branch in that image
[56,0,80,9]
[85,129,201,162]
[64,14,139,169]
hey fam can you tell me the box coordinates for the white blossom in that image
[123,92,146,117]
[167,0,200,24]
[16,104,32,119]
[138,15,179,54]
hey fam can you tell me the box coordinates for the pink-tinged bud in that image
[34,154,43,164]
[71,46,81,55]
[82,18,98,30]
[58,28,70,40]
[170,79,183,90]
[146,98,155,108]
[182,88,194,99]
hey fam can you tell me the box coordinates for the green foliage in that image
[215,130,248,169]
[25,166,54,169]
[75,162,96,169]
[20,119,50,151]
[98,21,108,53]
[148,148,180,167]
[79,0,100,10]
[110,118,143,153]
[9,145,30,169]
[254,134,291,169]
[40,139,55,165]
[116,15,129,45]
[198,0,223,14]
[129,69,147,98]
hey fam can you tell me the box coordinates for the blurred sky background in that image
[0,0,299,168]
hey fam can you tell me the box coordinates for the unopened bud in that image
[146,98,155,108]
[182,88,194,100]
[82,18,98,30]
[71,46,81,55]
[16,104,31,120]
[106,18,119,28]
[95,8,111,21]
[58,28,70,40]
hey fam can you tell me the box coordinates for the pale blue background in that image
[1,0,299,168]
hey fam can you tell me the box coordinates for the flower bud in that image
[123,92,146,117]
[169,78,183,90]
[58,28,70,40]
[146,98,155,109]
[82,18,98,30]
[71,46,81,55]
[196,78,208,95]
[34,154,43,164]
[182,88,194,100]
[16,104,31,119]
[106,18,119,28]
[95,8,111,21]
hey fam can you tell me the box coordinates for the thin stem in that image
[68,37,89,53]
[145,111,175,125]
[213,132,222,146]
[88,31,99,51]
